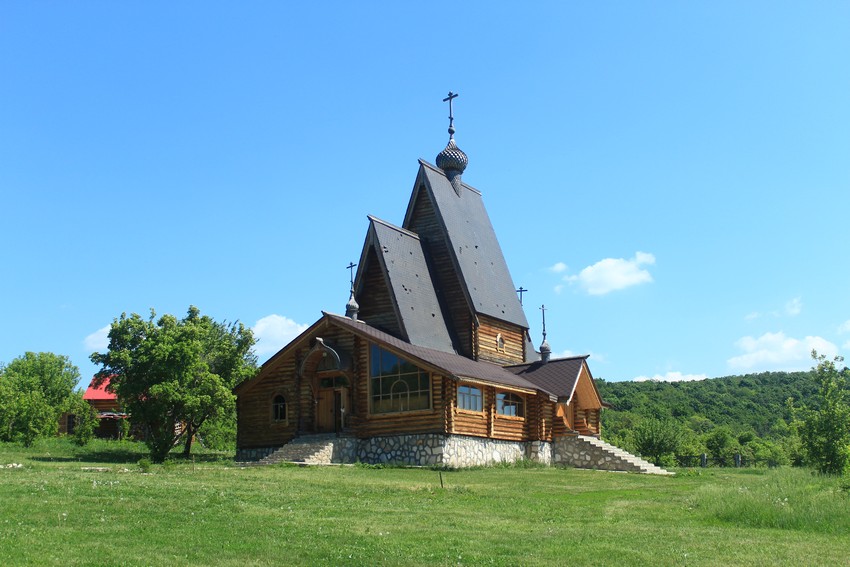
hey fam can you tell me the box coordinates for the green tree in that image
[64,392,99,446]
[632,418,682,466]
[795,351,850,475]
[90,306,257,462]
[0,352,82,446]
[704,426,740,465]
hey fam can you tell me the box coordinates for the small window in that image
[497,392,524,418]
[496,333,505,353]
[458,384,483,412]
[273,395,287,422]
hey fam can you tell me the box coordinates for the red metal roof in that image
[82,376,117,401]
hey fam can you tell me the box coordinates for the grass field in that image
[1,439,848,566]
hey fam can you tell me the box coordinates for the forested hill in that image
[596,371,818,438]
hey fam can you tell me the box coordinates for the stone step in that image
[573,435,673,476]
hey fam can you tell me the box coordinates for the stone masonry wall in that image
[552,436,640,472]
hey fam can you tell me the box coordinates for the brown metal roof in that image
[504,356,590,400]
[325,312,542,393]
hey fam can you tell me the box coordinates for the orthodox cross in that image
[346,262,357,286]
[443,91,458,136]
[516,286,528,305]
[540,304,548,340]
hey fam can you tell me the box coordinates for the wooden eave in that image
[233,315,330,397]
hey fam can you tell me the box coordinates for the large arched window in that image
[458,384,483,412]
[272,395,287,422]
[370,344,430,414]
[497,392,524,418]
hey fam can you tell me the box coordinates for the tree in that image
[795,351,850,475]
[90,306,257,462]
[0,352,82,446]
[632,418,682,466]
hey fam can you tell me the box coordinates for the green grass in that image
[1,439,848,566]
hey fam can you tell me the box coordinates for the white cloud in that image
[553,284,564,294]
[549,262,568,273]
[566,251,655,295]
[550,349,606,363]
[252,314,309,357]
[838,320,850,334]
[83,325,110,352]
[633,372,708,382]
[727,331,839,373]
[785,297,802,316]
[745,312,761,321]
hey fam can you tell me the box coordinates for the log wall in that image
[474,314,526,365]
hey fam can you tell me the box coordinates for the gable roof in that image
[505,356,599,403]
[238,312,547,397]
[403,160,529,330]
[83,375,117,401]
[325,312,541,393]
[355,216,455,353]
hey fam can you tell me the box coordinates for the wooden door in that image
[316,388,335,433]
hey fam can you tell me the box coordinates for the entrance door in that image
[316,388,336,433]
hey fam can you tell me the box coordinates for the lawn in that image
[1,439,848,566]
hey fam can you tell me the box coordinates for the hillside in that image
[597,370,818,438]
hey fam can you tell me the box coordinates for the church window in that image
[496,333,505,353]
[370,344,430,414]
[457,384,483,412]
[497,392,524,418]
[272,395,287,422]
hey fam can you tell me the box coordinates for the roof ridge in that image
[417,159,482,196]
[366,215,421,240]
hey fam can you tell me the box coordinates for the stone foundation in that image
[235,446,280,462]
[237,433,654,474]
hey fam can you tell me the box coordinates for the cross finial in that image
[539,304,547,340]
[346,262,357,286]
[516,286,528,305]
[443,91,458,138]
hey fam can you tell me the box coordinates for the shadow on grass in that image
[30,449,233,464]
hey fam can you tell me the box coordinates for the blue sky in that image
[2,2,849,386]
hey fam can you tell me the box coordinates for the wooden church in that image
[235,95,614,468]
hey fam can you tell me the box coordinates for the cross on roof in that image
[443,91,458,137]
[346,262,357,286]
[540,304,547,339]
[516,286,528,305]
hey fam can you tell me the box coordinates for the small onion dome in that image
[540,338,551,364]
[436,138,468,175]
[345,288,359,320]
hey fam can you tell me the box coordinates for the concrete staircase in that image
[575,435,673,475]
[254,433,338,465]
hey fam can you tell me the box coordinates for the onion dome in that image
[345,286,359,320]
[540,337,551,364]
[436,138,468,175]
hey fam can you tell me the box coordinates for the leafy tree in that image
[91,306,257,462]
[632,418,682,466]
[64,392,99,446]
[0,352,82,446]
[794,351,850,475]
[704,426,740,465]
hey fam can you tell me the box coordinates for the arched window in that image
[458,384,483,412]
[370,344,430,414]
[272,395,287,422]
[497,392,524,418]
[496,333,505,353]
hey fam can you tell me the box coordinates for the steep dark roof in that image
[505,356,590,401]
[325,312,543,394]
[356,216,455,353]
[403,160,529,330]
